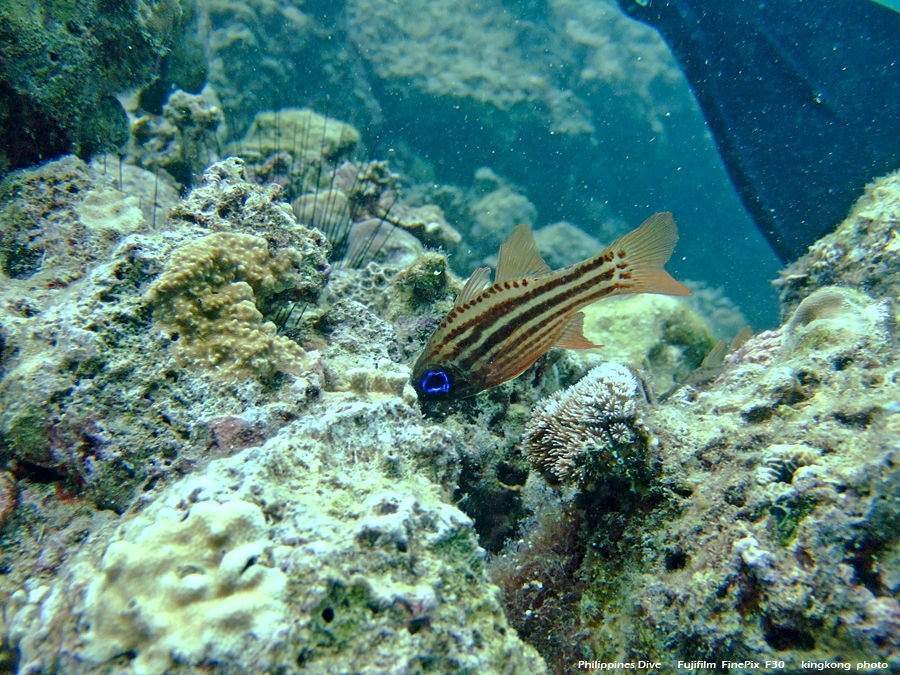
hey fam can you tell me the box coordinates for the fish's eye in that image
[421,369,452,395]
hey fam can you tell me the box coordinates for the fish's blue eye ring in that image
[421,369,452,395]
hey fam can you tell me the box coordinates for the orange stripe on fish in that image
[412,212,690,401]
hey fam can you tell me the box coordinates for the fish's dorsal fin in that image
[730,325,753,351]
[454,267,493,307]
[700,339,728,369]
[554,312,602,350]
[496,224,552,284]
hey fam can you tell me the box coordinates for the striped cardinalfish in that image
[412,212,690,401]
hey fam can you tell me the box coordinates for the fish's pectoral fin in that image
[607,212,691,297]
[454,267,493,306]
[496,223,552,284]
[554,312,602,350]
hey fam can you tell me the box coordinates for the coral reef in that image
[131,85,227,187]
[344,0,720,237]
[6,400,546,675]
[552,0,684,136]
[777,170,900,317]
[202,1,316,133]
[0,148,557,674]
[581,294,717,395]
[522,362,649,487]
[88,158,181,228]
[145,232,317,379]
[0,156,145,282]
[80,499,288,675]
[0,157,326,515]
[0,0,201,170]
[495,275,900,669]
[469,185,538,254]
[235,108,360,165]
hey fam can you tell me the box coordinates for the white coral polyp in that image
[522,362,642,483]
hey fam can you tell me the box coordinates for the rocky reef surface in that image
[1,145,898,673]
[490,180,900,671]
[1,27,899,669]
[0,0,205,172]
[0,153,552,674]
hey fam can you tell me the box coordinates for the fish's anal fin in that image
[454,267,493,307]
[609,212,691,297]
[496,224,552,284]
[554,312,602,350]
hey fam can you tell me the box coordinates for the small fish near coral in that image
[412,212,690,401]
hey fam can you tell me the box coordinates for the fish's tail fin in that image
[609,212,690,297]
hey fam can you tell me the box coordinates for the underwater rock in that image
[778,170,900,317]
[80,499,288,675]
[131,85,227,187]
[203,2,322,134]
[344,219,425,269]
[494,221,900,669]
[393,252,453,306]
[755,443,820,487]
[0,156,146,282]
[0,0,193,170]
[0,143,557,673]
[313,299,411,397]
[322,262,405,319]
[344,0,706,241]
[781,286,895,361]
[88,158,181,228]
[144,158,329,380]
[532,221,603,270]
[235,108,360,165]
[0,472,14,530]
[379,201,462,251]
[0,156,328,514]
[6,399,546,674]
[470,186,538,254]
[167,157,330,261]
[580,293,717,395]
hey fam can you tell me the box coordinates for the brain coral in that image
[146,232,315,379]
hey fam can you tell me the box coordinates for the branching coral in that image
[521,362,649,486]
